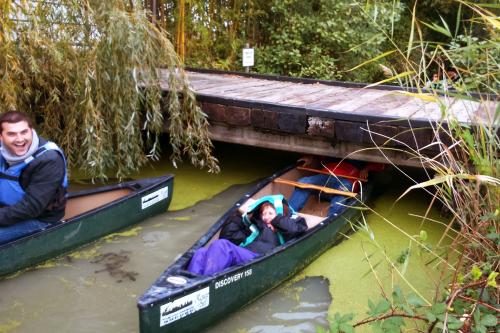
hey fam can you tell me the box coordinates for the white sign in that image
[159,287,210,326]
[242,48,254,67]
[141,186,169,210]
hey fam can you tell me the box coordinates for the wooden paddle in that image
[297,166,368,182]
[274,178,358,198]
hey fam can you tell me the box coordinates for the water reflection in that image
[208,276,331,333]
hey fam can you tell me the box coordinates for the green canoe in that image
[0,174,173,277]
[137,165,371,332]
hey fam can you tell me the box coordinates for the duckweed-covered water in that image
[0,143,448,333]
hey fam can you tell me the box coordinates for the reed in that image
[322,2,498,332]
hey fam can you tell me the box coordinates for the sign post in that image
[242,44,254,73]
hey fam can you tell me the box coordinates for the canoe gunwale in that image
[137,164,370,316]
[136,206,358,308]
[66,175,170,199]
[142,164,299,289]
[0,174,174,277]
[0,174,173,250]
[61,175,174,222]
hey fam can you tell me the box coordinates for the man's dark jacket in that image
[0,137,67,226]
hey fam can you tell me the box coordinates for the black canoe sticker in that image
[141,186,169,210]
[159,287,209,327]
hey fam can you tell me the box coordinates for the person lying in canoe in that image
[187,195,307,276]
[288,155,385,216]
[0,111,68,243]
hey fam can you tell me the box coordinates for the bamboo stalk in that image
[274,178,358,197]
[176,0,186,62]
[297,166,368,182]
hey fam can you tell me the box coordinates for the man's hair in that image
[0,111,34,133]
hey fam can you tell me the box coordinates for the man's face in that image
[0,121,33,156]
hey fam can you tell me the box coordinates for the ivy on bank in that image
[254,0,404,82]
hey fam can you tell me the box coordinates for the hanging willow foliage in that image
[0,0,219,178]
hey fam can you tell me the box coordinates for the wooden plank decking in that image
[156,68,498,167]
[161,70,496,125]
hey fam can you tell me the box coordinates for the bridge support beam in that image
[162,99,441,168]
[207,123,427,168]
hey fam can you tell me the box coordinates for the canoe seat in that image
[297,212,324,229]
[63,188,132,221]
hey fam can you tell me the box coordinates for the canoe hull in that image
[0,175,173,277]
[138,166,368,332]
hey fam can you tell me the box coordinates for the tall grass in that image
[321,1,498,332]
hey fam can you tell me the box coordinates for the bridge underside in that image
[168,99,447,168]
[207,122,422,168]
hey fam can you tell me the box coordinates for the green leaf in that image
[471,265,483,281]
[436,313,446,321]
[439,15,452,37]
[407,293,426,307]
[330,319,340,333]
[346,50,396,72]
[339,313,354,323]
[486,272,498,287]
[366,70,415,88]
[476,3,500,8]
[402,304,414,316]
[406,2,416,60]
[472,324,486,333]
[419,230,428,241]
[447,317,465,330]
[369,299,391,316]
[473,308,481,326]
[420,20,452,37]
[431,302,447,315]
[383,316,405,329]
[485,232,499,241]
[392,286,404,305]
[480,314,497,327]
[316,325,328,333]
[339,323,354,333]
[371,323,384,333]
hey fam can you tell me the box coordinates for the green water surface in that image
[0,143,451,332]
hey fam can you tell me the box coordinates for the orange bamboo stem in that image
[297,166,368,182]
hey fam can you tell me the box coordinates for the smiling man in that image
[0,111,67,243]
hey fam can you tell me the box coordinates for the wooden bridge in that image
[159,68,497,167]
